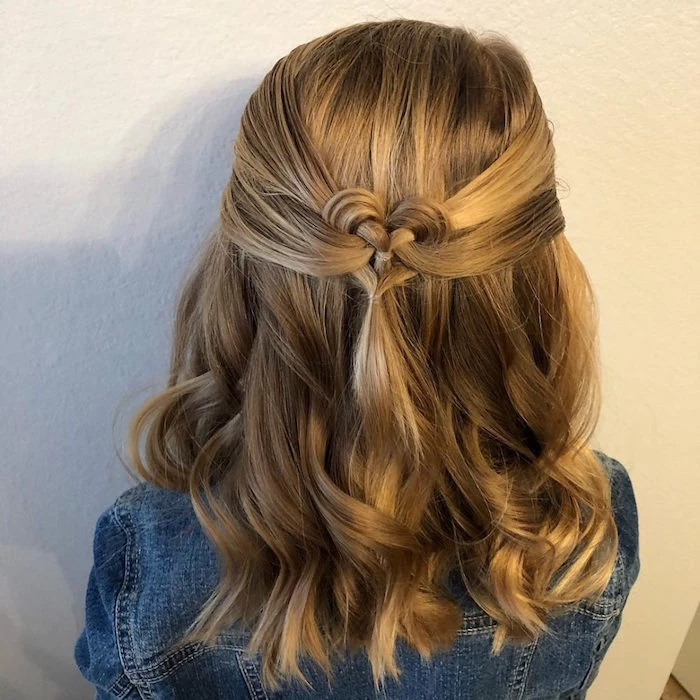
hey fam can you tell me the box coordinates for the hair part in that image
[125,18,617,693]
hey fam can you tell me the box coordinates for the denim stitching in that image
[129,644,248,685]
[237,652,259,699]
[575,606,619,621]
[505,639,538,700]
[113,499,152,699]
[459,612,497,634]
[515,638,538,700]
[135,640,248,676]
[237,652,270,700]
[457,626,497,636]
[576,612,622,694]
[107,671,138,699]
[462,613,494,621]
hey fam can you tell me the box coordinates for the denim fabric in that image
[74,450,639,699]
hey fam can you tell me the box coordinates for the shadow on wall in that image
[0,78,256,699]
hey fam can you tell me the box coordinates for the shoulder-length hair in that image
[126,18,617,692]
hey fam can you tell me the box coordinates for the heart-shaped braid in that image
[322,188,451,301]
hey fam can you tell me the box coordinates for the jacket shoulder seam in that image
[111,498,148,692]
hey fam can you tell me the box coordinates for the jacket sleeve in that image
[74,503,142,699]
[604,452,641,595]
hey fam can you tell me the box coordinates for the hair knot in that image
[321,188,390,267]
[322,189,450,299]
[386,197,451,246]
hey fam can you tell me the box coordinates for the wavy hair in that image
[125,18,618,692]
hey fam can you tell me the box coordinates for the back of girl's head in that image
[126,18,618,692]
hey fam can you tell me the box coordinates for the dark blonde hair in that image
[126,18,617,692]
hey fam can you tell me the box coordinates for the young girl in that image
[75,19,639,699]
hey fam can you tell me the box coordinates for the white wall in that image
[674,604,700,698]
[1,2,698,698]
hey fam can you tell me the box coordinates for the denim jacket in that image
[74,450,640,699]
